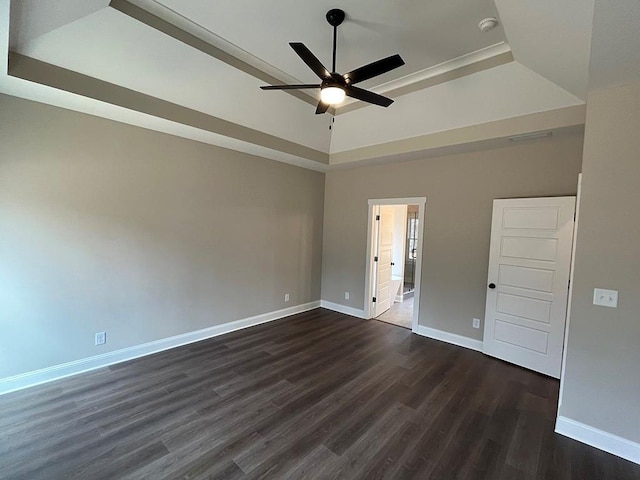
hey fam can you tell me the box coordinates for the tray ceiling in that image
[4,0,612,169]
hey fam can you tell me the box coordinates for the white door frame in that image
[558,174,582,407]
[364,197,427,332]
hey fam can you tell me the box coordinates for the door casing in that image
[364,197,427,332]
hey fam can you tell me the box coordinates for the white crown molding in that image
[123,0,305,88]
[556,416,640,465]
[0,301,321,396]
[341,42,511,106]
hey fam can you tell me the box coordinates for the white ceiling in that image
[132,0,506,89]
[494,0,593,99]
[330,61,583,154]
[7,0,632,169]
[9,0,108,49]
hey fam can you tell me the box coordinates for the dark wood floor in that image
[1,309,639,479]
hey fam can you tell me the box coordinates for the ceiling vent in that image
[508,131,553,142]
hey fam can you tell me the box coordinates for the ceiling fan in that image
[260,9,405,114]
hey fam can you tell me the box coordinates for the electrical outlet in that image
[344,291,350,300]
[95,331,106,346]
[284,293,290,302]
[472,318,481,329]
[593,288,618,308]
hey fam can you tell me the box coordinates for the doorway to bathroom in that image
[364,197,426,331]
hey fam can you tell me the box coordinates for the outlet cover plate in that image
[473,318,481,329]
[593,288,618,308]
[95,331,106,346]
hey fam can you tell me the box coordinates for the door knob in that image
[488,283,496,289]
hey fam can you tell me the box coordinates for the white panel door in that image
[483,197,575,378]
[375,206,395,316]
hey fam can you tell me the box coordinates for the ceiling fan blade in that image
[315,101,330,115]
[345,86,394,107]
[343,54,405,85]
[260,84,320,90]
[290,42,332,80]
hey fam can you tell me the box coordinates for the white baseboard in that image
[413,325,484,352]
[320,300,367,319]
[555,416,640,465]
[0,301,321,396]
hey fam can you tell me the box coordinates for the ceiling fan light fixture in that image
[260,9,404,113]
[320,86,346,105]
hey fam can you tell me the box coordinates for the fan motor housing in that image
[326,9,345,27]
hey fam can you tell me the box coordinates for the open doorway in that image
[364,197,426,331]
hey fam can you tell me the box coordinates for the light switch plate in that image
[593,288,618,308]
[95,331,106,346]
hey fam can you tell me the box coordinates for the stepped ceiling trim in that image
[334,44,513,115]
[330,105,586,167]
[8,53,329,167]
[0,0,597,172]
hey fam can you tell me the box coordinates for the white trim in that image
[0,0,8,76]
[368,204,380,318]
[343,43,511,100]
[558,173,582,407]
[0,301,320,396]
[0,76,328,173]
[413,325,484,352]
[364,197,427,330]
[555,416,640,465]
[411,202,426,332]
[126,0,307,89]
[364,203,376,319]
[320,300,367,319]
[367,197,428,206]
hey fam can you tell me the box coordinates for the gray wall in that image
[559,83,640,443]
[0,94,325,378]
[321,134,583,339]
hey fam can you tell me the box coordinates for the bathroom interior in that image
[376,204,418,329]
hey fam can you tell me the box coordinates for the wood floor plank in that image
[1,308,638,480]
[350,419,423,480]
[233,364,406,475]
[316,403,415,480]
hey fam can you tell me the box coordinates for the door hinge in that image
[374,256,378,262]
[376,215,380,221]
[372,297,377,303]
